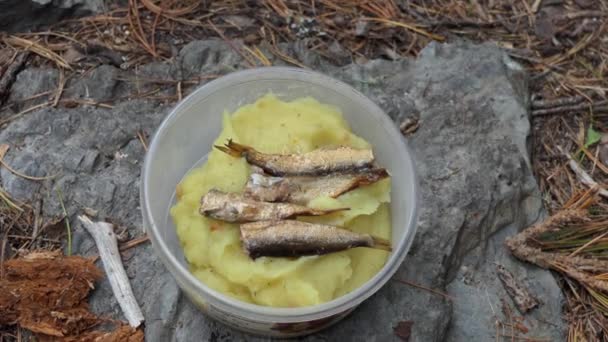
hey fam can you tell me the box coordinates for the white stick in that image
[78,215,144,328]
[558,146,608,198]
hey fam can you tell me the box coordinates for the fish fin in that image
[308,207,349,216]
[358,168,390,184]
[329,169,390,199]
[371,236,392,252]
[372,168,390,179]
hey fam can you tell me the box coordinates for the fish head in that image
[200,189,228,214]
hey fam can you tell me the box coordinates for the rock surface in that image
[0,40,567,341]
[0,0,106,32]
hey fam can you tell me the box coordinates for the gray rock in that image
[64,64,120,101]
[447,224,563,341]
[178,40,244,79]
[0,40,567,341]
[0,0,106,32]
[7,68,59,109]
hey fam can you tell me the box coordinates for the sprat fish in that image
[200,189,346,223]
[240,220,391,259]
[215,139,375,176]
[243,168,389,205]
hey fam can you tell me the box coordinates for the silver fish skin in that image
[215,139,374,176]
[200,189,345,223]
[240,220,391,259]
[243,168,389,205]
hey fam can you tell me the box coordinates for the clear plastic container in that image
[140,67,418,337]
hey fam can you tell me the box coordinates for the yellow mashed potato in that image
[170,93,391,307]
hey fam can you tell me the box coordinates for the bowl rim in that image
[141,66,419,322]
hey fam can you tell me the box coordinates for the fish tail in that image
[214,145,237,156]
[226,139,253,153]
[371,236,392,252]
[374,168,390,179]
[362,168,390,183]
[215,139,251,157]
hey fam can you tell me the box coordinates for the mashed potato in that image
[170,93,391,307]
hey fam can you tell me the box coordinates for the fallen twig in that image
[92,235,150,263]
[127,0,157,57]
[424,18,502,28]
[531,95,584,109]
[3,36,71,70]
[119,235,149,251]
[558,146,608,198]
[361,17,445,41]
[266,29,308,68]
[207,20,256,67]
[532,100,608,116]
[78,216,144,328]
[0,187,23,212]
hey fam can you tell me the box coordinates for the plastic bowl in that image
[141,67,418,337]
